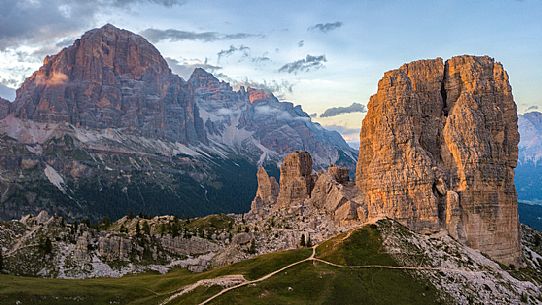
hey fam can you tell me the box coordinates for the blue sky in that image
[1,0,541,143]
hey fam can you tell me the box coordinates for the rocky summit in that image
[11,24,206,144]
[0,24,356,221]
[356,55,520,264]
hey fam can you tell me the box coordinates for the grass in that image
[205,225,446,305]
[316,224,397,266]
[0,248,311,305]
[0,223,447,305]
[185,214,234,233]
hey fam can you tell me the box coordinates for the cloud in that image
[0,0,186,50]
[321,124,360,144]
[527,105,539,111]
[278,54,327,74]
[298,40,304,47]
[140,28,264,43]
[320,103,367,117]
[309,113,318,118]
[216,45,250,62]
[307,21,343,33]
[165,57,222,79]
[254,105,310,122]
[215,74,294,99]
[251,56,271,65]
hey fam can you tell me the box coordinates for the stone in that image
[276,151,314,209]
[249,167,279,215]
[356,55,521,264]
[326,164,350,184]
[98,234,133,262]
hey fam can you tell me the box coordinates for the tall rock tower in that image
[356,55,521,265]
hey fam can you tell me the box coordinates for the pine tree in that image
[142,221,151,235]
[300,234,306,247]
[135,222,141,238]
[306,235,312,247]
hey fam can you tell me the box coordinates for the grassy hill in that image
[0,224,447,305]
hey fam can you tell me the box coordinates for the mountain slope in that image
[1,220,540,305]
[0,24,356,221]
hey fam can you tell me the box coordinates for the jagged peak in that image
[189,67,216,80]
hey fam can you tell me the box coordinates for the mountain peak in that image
[10,24,206,144]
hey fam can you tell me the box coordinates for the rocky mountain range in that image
[0,24,356,221]
[1,52,541,304]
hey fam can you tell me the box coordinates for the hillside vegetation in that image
[0,223,446,305]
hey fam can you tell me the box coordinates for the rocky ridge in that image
[0,211,257,277]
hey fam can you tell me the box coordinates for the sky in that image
[1,0,541,145]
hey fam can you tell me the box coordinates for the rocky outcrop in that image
[0,211,236,277]
[356,55,520,264]
[249,167,279,216]
[247,151,362,232]
[308,165,364,225]
[276,151,314,209]
[10,24,206,144]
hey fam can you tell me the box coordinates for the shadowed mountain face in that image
[0,24,356,221]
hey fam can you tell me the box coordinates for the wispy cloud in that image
[278,54,327,74]
[322,124,360,144]
[216,45,250,62]
[320,102,367,117]
[140,28,264,43]
[307,21,343,33]
[527,105,539,111]
[216,74,294,99]
[298,40,304,47]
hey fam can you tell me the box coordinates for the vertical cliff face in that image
[249,167,279,215]
[276,151,314,209]
[10,24,206,144]
[356,55,520,264]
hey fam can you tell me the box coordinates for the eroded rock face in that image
[249,167,279,215]
[247,151,362,235]
[356,55,520,264]
[276,151,314,209]
[10,24,206,144]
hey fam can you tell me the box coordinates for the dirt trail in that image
[163,230,483,305]
[159,275,246,305]
[197,246,317,305]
